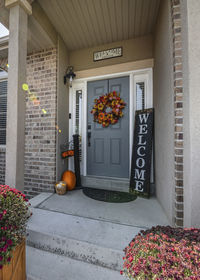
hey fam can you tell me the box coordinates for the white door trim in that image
[69,67,153,177]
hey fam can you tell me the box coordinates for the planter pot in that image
[0,239,26,280]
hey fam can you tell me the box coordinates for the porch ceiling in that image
[38,0,160,51]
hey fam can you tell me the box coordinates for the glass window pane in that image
[0,80,7,145]
[136,82,145,110]
[75,90,82,161]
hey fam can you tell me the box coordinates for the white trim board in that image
[69,68,153,178]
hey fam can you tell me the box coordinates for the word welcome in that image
[130,109,154,197]
[134,113,149,192]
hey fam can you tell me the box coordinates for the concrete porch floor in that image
[26,190,170,280]
[35,189,169,228]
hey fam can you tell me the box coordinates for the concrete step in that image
[82,176,129,192]
[27,208,143,271]
[26,246,124,280]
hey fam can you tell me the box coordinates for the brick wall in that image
[24,48,57,198]
[171,0,184,227]
[0,148,6,185]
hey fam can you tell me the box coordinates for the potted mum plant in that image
[121,226,200,280]
[0,185,31,279]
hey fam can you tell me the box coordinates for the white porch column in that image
[5,0,32,191]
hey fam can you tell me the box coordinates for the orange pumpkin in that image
[62,170,76,191]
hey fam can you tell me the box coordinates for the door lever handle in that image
[88,131,91,147]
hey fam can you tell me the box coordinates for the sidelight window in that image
[136,82,145,110]
[75,90,82,135]
[0,78,7,145]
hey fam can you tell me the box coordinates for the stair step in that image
[26,246,123,280]
[82,176,129,192]
[27,208,142,271]
[27,229,123,271]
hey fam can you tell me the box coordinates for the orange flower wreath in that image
[91,91,126,127]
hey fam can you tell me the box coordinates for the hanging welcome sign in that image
[130,108,154,198]
[93,47,122,61]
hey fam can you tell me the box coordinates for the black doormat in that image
[82,187,137,203]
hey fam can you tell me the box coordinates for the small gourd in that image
[55,181,67,195]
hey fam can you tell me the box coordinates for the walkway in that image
[27,190,169,280]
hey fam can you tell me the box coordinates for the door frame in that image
[68,67,153,177]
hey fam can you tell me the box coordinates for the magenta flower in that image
[0,185,30,268]
[7,239,12,246]
[3,246,7,252]
[121,226,200,280]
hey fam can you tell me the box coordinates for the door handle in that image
[88,131,91,147]
[88,124,91,147]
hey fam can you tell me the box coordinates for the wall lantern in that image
[64,66,76,87]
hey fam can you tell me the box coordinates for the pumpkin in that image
[62,170,76,191]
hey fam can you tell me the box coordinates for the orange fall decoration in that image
[62,170,76,191]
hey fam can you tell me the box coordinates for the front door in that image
[87,77,129,178]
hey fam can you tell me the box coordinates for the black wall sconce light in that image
[64,66,76,87]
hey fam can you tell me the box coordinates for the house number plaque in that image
[130,108,154,198]
[93,47,122,61]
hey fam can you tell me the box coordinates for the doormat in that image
[82,187,137,203]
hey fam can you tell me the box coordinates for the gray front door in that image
[87,77,129,178]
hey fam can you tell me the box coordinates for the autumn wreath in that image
[91,91,126,127]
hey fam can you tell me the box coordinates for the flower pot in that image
[0,239,26,280]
